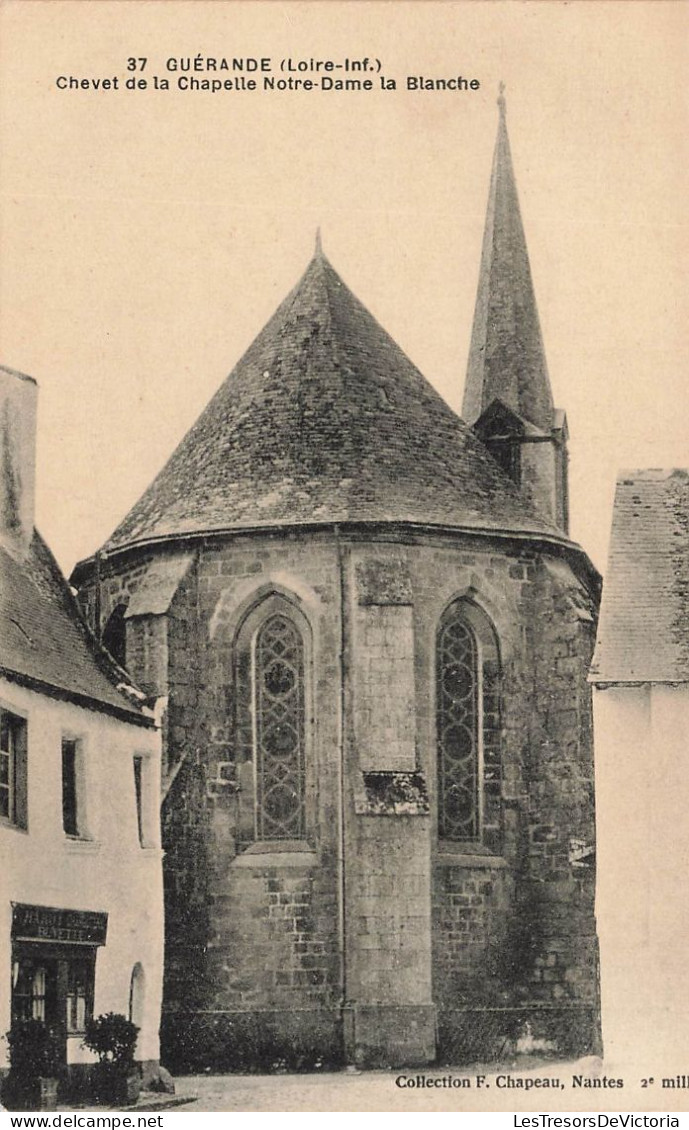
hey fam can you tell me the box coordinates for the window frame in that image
[60,735,89,840]
[11,948,96,1036]
[132,752,156,848]
[234,594,314,851]
[0,706,28,830]
[436,598,502,851]
[65,955,95,1035]
[252,611,307,841]
[133,755,145,846]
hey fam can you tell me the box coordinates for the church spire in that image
[463,91,570,533]
[463,86,554,431]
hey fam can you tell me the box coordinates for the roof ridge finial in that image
[497,80,506,118]
[315,226,323,257]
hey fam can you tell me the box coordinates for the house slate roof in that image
[590,469,689,684]
[463,94,555,432]
[97,246,575,561]
[0,531,154,724]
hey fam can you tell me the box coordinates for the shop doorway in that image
[11,946,96,1067]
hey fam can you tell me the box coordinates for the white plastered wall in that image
[0,680,164,1068]
[593,682,689,1071]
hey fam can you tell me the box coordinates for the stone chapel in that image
[72,96,601,1069]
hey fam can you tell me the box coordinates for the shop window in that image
[66,959,93,1033]
[12,953,94,1035]
[12,961,47,1022]
[0,707,28,828]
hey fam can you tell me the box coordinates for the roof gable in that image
[590,469,689,684]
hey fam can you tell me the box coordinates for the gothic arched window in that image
[254,613,306,840]
[436,600,501,847]
[233,595,311,847]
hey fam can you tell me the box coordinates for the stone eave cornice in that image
[71,518,600,599]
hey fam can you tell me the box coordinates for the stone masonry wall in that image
[74,527,599,1068]
[76,552,155,643]
[168,535,343,1068]
[412,541,599,1059]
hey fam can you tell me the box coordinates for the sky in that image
[1,0,687,575]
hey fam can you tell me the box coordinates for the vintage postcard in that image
[1,0,687,1116]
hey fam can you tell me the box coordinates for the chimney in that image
[0,365,38,556]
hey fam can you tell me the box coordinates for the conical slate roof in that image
[103,247,566,556]
[463,92,554,431]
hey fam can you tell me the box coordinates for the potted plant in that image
[3,1020,62,1111]
[82,1013,140,1106]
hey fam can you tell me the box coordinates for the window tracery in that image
[233,595,310,847]
[436,600,501,846]
[254,613,306,840]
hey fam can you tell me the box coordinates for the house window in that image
[254,613,306,840]
[0,708,27,828]
[436,600,502,847]
[61,739,80,836]
[62,738,88,839]
[133,756,144,845]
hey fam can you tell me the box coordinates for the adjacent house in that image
[590,468,689,1069]
[0,366,164,1092]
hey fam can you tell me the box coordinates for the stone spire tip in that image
[315,227,323,256]
[497,81,506,118]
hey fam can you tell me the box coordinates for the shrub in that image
[82,1013,139,1071]
[2,1021,62,1111]
[5,1020,61,1079]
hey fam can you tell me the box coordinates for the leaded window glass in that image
[437,614,480,841]
[254,613,306,840]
